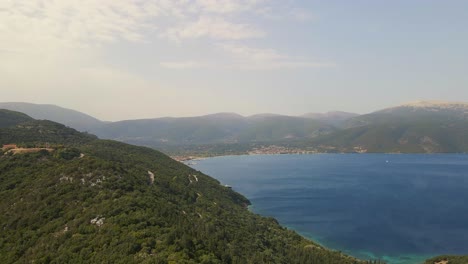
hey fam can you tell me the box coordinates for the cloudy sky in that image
[1,0,468,121]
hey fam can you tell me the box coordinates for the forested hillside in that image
[0,111,368,263]
[94,113,334,147]
[308,102,468,153]
[0,109,33,128]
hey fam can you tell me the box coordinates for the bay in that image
[190,154,468,264]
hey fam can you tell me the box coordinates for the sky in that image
[1,0,468,121]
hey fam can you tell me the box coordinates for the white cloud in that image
[160,61,208,69]
[219,44,335,70]
[0,0,163,52]
[253,4,314,21]
[196,0,266,14]
[161,43,335,70]
[0,0,271,49]
[0,0,328,75]
[0,1,338,120]
[289,8,314,22]
[165,16,265,41]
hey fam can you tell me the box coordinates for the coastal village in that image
[172,144,369,162]
[171,145,318,162]
[247,145,319,155]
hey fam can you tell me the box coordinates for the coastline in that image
[172,151,467,163]
[246,191,433,264]
[189,154,467,264]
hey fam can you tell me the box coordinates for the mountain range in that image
[1,101,468,154]
[0,102,350,147]
[1,108,467,263]
[307,101,468,153]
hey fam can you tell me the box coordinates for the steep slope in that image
[0,114,364,263]
[310,101,468,153]
[0,109,34,128]
[0,102,105,132]
[344,101,468,128]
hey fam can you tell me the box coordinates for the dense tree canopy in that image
[0,114,370,263]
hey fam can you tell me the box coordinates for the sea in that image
[190,154,468,264]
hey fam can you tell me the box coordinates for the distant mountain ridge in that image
[0,103,345,147]
[94,113,335,146]
[398,100,468,109]
[302,111,359,126]
[2,100,468,154]
[310,101,468,153]
[0,102,105,132]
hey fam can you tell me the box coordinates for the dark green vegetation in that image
[0,109,33,128]
[0,119,97,147]
[309,103,468,153]
[0,109,464,263]
[301,111,359,126]
[0,111,371,263]
[94,113,334,147]
[425,256,468,264]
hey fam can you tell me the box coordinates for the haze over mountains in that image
[0,102,350,145]
[0,102,104,132]
[1,101,468,153]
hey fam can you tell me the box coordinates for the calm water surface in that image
[190,154,468,264]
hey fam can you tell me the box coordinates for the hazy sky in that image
[2,1,468,121]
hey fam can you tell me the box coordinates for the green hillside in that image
[0,120,97,146]
[97,113,247,145]
[310,120,468,153]
[239,115,331,142]
[309,103,468,153]
[0,114,367,263]
[95,114,334,147]
[302,111,359,127]
[0,109,33,128]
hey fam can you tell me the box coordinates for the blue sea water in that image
[190,154,468,264]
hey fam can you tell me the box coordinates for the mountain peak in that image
[200,112,245,119]
[247,113,286,119]
[302,111,359,118]
[400,100,468,109]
